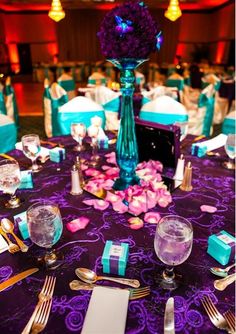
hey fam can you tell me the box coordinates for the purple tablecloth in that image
[0,135,235,334]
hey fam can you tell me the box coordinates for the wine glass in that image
[71,123,86,151]
[27,201,63,269]
[154,215,193,290]
[0,159,21,208]
[174,121,189,142]
[88,125,100,166]
[21,134,42,173]
[223,134,235,170]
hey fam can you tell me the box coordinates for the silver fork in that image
[224,310,236,334]
[0,226,20,254]
[201,296,229,332]
[21,276,56,334]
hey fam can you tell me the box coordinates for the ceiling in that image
[0,0,231,12]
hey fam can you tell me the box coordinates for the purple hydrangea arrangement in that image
[98,1,162,59]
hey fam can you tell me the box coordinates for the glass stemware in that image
[27,201,63,269]
[223,134,235,170]
[0,159,21,208]
[154,215,193,290]
[71,123,87,152]
[22,134,42,173]
[88,125,100,166]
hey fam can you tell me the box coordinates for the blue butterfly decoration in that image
[115,15,134,36]
[156,31,163,51]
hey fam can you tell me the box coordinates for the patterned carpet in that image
[18,116,46,140]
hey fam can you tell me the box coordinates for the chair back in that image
[222,110,236,135]
[88,72,106,86]
[4,77,19,128]
[57,73,76,100]
[0,83,7,115]
[0,114,17,153]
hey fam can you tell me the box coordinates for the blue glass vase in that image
[108,58,147,190]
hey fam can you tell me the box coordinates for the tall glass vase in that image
[108,58,147,190]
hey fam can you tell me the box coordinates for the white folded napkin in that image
[0,234,9,253]
[81,286,129,334]
[15,142,50,159]
[191,134,228,157]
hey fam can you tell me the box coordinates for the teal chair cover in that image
[5,83,19,128]
[139,96,188,125]
[58,79,76,92]
[184,77,191,86]
[166,79,184,91]
[0,114,17,153]
[88,78,107,85]
[0,85,7,115]
[222,111,236,135]
[198,91,215,137]
[58,96,105,135]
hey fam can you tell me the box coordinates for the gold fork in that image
[224,310,236,334]
[21,276,56,334]
[31,297,53,334]
[0,226,20,254]
[201,296,230,332]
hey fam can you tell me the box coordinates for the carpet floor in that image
[18,116,46,140]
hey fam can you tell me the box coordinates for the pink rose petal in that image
[200,205,217,213]
[144,212,161,224]
[83,199,96,206]
[66,216,90,233]
[85,168,101,177]
[93,199,110,211]
[112,200,129,213]
[128,217,144,230]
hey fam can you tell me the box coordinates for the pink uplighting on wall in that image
[7,44,20,73]
[215,41,227,63]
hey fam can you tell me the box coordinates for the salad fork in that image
[201,296,230,332]
[0,226,20,254]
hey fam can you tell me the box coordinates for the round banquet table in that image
[0,135,234,334]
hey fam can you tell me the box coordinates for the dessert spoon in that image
[210,263,235,277]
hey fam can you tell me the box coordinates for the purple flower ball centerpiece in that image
[98,1,162,190]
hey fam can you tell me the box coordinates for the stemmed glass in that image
[0,159,21,208]
[154,215,193,290]
[223,134,235,170]
[22,134,42,173]
[71,123,87,152]
[88,125,100,166]
[27,201,63,269]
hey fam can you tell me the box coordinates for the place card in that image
[81,286,129,334]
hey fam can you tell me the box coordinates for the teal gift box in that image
[207,230,235,265]
[13,211,29,240]
[49,147,66,163]
[18,171,33,189]
[101,240,129,276]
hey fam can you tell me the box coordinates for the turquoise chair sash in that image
[0,120,17,153]
[58,110,105,135]
[5,84,19,128]
[103,97,120,113]
[198,93,215,137]
[58,79,76,92]
[51,95,69,136]
[184,77,191,86]
[222,115,236,135]
[0,90,7,115]
[139,111,188,125]
[88,78,106,85]
[166,79,184,91]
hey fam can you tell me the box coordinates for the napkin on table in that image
[81,286,129,334]
[15,142,50,161]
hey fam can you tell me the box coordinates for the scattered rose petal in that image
[93,199,110,211]
[112,200,129,213]
[81,164,88,171]
[105,151,116,164]
[66,216,90,233]
[144,212,161,224]
[85,168,102,177]
[200,205,217,213]
[83,199,95,206]
[128,217,144,230]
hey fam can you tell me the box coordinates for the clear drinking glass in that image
[223,134,236,170]
[27,201,63,269]
[154,215,193,290]
[71,123,87,151]
[0,159,21,208]
[22,134,42,173]
[88,125,100,166]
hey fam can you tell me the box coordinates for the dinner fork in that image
[31,298,53,334]
[224,310,236,334]
[0,226,20,254]
[201,296,229,332]
[21,276,56,334]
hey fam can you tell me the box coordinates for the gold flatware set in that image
[0,218,28,253]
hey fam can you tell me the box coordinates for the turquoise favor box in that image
[101,240,129,276]
[49,147,66,163]
[18,170,33,189]
[13,211,29,240]
[207,230,235,265]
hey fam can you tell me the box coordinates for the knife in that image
[0,268,39,292]
[164,297,175,334]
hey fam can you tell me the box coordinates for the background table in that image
[0,135,234,334]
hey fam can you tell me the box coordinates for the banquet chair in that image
[166,73,185,103]
[0,82,7,115]
[85,86,121,131]
[5,77,19,128]
[139,95,188,125]
[0,114,17,153]
[188,84,216,136]
[57,96,105,135]
[135,71,145,88]
[57,69,76,100]
[222,110,236,135]
[43,80,68,137]
[88,72,107,86]
[142,86,178,101]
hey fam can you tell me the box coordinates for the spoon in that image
[214,273,236,291]
[1,218,28,253]
[210,263,235,278]
[75,268,140,288]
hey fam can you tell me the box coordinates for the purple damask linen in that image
[0,135,234,334]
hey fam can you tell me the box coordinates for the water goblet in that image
[22,134,42,173]
[71,123,87,152]
[88,125,100,166]
[0,159,22,208]
[154,215,193,290]
[223,134,235,170]
[27,201,63,269]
